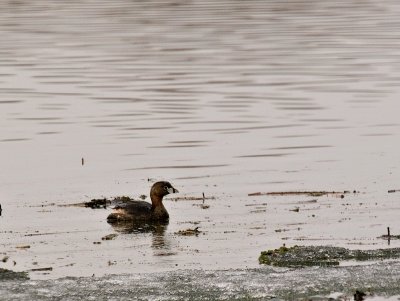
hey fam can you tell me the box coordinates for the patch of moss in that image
[259,245,400,267]
[0,268,29,280]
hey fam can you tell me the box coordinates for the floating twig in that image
[378,227,400,242]
[200,192,210,209]
[29,267,53,272]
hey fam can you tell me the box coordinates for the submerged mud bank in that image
[259,245,400,267]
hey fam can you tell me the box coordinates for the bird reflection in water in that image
[109,219,171,252]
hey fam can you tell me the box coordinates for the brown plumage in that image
[107,181,178,223]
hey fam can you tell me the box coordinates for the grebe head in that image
[150,181,179,200]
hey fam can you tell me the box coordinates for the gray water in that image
[1,0,400,299]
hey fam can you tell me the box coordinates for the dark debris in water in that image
[101,234,118,240]
[354,290,367,301]
[64,195,214,211]
[175,227,201,236]
[63,196,134,209]
[84,198,110,209]
[170,196,215,201]
[378,227,400,240]
[379,235,400,240]
[259,245,400,267]
[28,267,53,272]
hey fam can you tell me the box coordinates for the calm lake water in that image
[1,0,400,299]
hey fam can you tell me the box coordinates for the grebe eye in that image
[165,186,175,194]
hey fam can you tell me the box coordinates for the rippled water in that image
[1,0,400,298]
[2,0,400,197]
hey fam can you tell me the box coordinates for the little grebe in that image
[107,181,178,223]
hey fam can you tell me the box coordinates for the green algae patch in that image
[259,245,400,267]
[259,245,340,266]
[0,268,28,280]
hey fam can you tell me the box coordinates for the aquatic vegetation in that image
[0,268,28,280]
[64,196,133,209]
[259,245,400,267]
